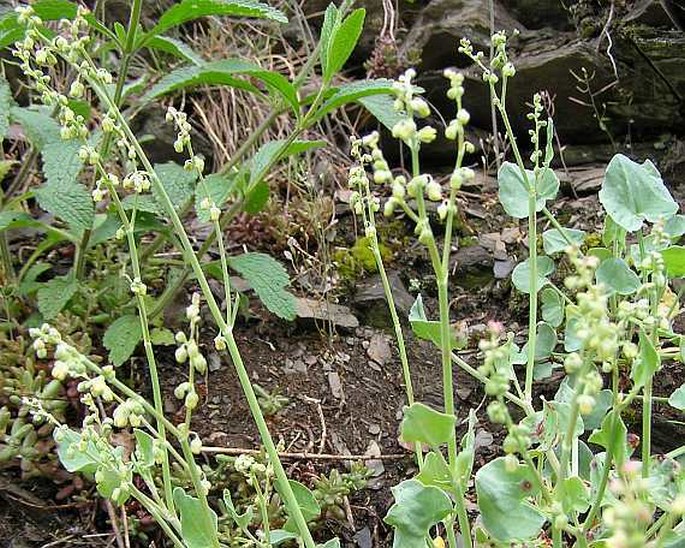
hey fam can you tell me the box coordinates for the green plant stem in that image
[102,175,176,516]
[553,524,562,548]
[130,485,185,548]
[96,81,317,548]
[642,376,652,478]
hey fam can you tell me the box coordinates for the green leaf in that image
[270,530,298,545]
[522,322,557,360]
[173,487,219,548]
[145,35,204,65]
[408,294,465,350]
[416,451,455,494]
[475,457,546,542]
[358,94,405,131]
[103,315,143,366]
[661,246,685,278]
[540,287,564,327]
[11,107,85,189]
[324,8,365,81]
[316,540,341,548]
[554,377,612,431]
[149,327,176,346]
[664,215,685,239]
[19,263,51,296]
[669,384,685,411]
[34,182,94,237]
[249,139,326,187]
[588,411,629,466]
[599,154,677,232]
[384,479,452,547]
[54,426,98,474]
[243,180,270,214]
[195,172,238,222]
[400,402,456,447]
[154,162,198,211]
[228,252,297,320]
[595,257,641,296]
[133,429,155,469]
[283,480,320,532]
[631,330,660,389]
[0,74,11,139]
[95,456,132,504]
[151,0,287,38]
[143,59,298,115]
[0,211,44,233]
[497,162,559,219]
[319,4,338,79]
[37,275,78,320]
[315,79,397,121]
[602,214,626,248]
[560,476,590,514]
[542,228,585,255]
[222,490,255,530]
[511,256,554,294]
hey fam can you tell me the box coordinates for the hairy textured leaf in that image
[145,35,203,65]
[599,154,677,232]
[315,79,396,121]
[498,162,559,219]
[173,488,219,548]
[37,275,78,320]
[542,227,585,255]
[152,0,287,38]
[595,258,640,296]
[324,8,365,81]
[103,315,143,366]
[385,479,452,547]
[476,457,546,542]
[228,253,296,320]
[143,59,298,114]
[34,182,94,237]
[401,402,456,447]
[11,107,84,188]
[511,256,554,294]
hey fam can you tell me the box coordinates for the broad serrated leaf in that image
[384,479,452,547]
[595,257,641,295]
[151,0,287,38]
[173,487,219,548]
[37,275,78,320]
[228,252,296,320]
[475,457,546,542]
[542,228,585,255]
[124,162,197,215]
[11,107,84,188]
[34,182,94,237]
[599,154,677,232]
[400,402,456,447]
[498,162,559,219]
[511,256,554,294]
[324,8,365,81]
[103,315,143,366]
[145,35,203,65]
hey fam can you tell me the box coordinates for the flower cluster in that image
[173,294,208,412]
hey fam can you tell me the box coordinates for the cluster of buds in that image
[174,335,208,375]
[602,461,656,547]
[527,93,548,164]
[77,374,115,403]
[234,453,273,487]
[166,106,193,154]
[390,69,437,145]
[477,323,514,397]
[459,32,516,87]
[130,276,147,296]
[502,421,532,456]
[122,171,151,194]
[112,398,145,428]
[92,173,119,203]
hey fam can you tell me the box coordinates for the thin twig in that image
[201,446,408,461]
